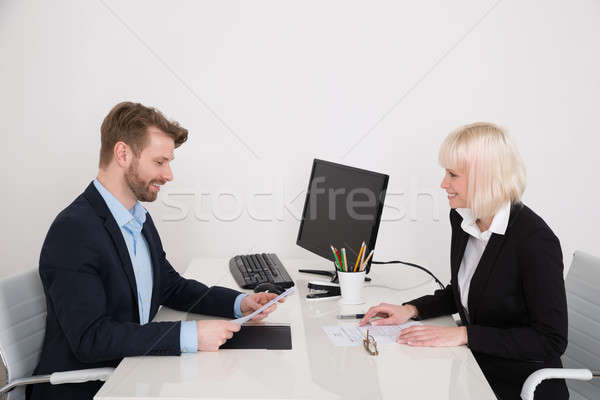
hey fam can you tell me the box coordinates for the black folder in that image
[221,325,292,350]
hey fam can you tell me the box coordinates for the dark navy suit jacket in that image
[407,204,569,400]
[28,182,241,400]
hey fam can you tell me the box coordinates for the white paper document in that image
[231,285,296,325]
[322,321,423,346]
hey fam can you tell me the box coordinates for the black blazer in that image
[28,182,242,400]
[407,203,569,400]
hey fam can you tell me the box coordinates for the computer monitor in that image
[296,159,389,275]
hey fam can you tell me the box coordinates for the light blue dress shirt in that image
[93,179,247,353]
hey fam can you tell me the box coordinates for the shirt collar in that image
[488,202,511,235]
[93,179,147,229]
[456,202,511,240]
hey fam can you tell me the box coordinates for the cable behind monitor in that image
[371,260,445,289]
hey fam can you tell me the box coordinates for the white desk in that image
[95,258,496,399]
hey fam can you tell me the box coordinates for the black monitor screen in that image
[296,159,389,273]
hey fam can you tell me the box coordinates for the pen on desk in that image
[336,313,365,319]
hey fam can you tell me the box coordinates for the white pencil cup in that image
[337,270,366,305]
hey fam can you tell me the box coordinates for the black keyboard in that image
[229,253,294,290]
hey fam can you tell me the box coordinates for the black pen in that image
[336,313,365,320]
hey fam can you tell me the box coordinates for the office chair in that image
[521,251,600,400]
[0,269,113,400]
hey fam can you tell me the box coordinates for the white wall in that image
[1,0,599,282]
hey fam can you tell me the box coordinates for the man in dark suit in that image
[29,102,281,400]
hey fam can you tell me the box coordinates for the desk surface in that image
[95,258,495,399]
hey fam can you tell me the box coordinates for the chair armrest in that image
[0,375,51,394]
[521,368,593,400]
[50,368,114,385]
[0,368,114,394]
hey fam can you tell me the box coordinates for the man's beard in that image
[125,158,160,202]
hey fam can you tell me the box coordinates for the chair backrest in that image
[563,251,600,400]
[0,269,46,400]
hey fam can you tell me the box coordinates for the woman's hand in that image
[359,303,418,326]
[397,325,468,347]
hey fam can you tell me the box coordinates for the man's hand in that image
[196,320,241,352]
[359,303,418,326]
[397,325,468,347]
[240,292,285,321]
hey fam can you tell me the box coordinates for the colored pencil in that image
[342,248,348,272]
[360,242,366,267]
[331,245,343,271]
[333,247,344,271]
[330,246,341,271]
[354,242,365,272]
[359,250,374,271]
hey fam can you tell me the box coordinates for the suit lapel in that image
[466,203,524,322]
[83,182,140,322]
[451,228,469,279]
[451,224,470,322]
[142,224,161,319]
[466,233,506,321]
[104,219,140,312]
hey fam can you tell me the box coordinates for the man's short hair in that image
[99,101,188,168]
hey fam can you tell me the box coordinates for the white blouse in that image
[456,202,511,321]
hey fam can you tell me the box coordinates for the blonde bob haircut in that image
[439,122,527,220]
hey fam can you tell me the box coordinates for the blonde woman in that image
[360,123,568,400]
